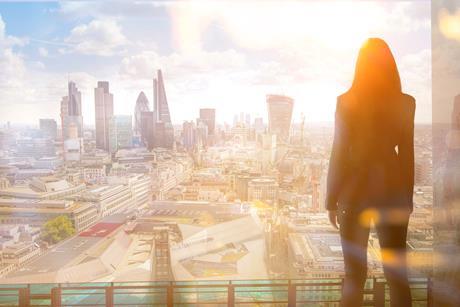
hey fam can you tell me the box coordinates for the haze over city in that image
[3,1,458,306]
[0,1,431,125]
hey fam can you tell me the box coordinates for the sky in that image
[0,1,431,126]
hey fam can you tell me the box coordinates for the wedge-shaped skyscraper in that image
[153,70,174,149]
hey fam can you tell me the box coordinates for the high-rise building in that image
[182,121,196,150]
[199,108,216,135]
[245,113,251,127]
[63,122,83,162]
[153,70,174,149]
[266,94,294,144]
[254,117,264,133]
[60,96,69,139]
[134,91,150,136]
[39,119,57,140]
[63,82,83,138]
[109,115,133,153]
[140,111,154,150]
[68,81,82,116]
[196,120,208,147]
[95,81,114,151]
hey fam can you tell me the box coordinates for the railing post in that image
[374,279,385,307]
[227,281,235,307]
[50,287,62,307]
[288,281,296,307]
[105,286,114,307]
[427,277,433,307]
[167,282,173,307]
[18,288,30,307]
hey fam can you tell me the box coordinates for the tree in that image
[41,215,76,244]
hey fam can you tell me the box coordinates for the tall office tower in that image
[109,115,133,153]
[60,96,69,139]
[153,70,174,149]
[39,119,57,140]
[134,91,150,136]
[233,114,239,127]
[254,117,264,133]
[245,113,251,127]
[63,122,83,162]
[140,111,155,150]
[266,94,294,144]
[182,121,196,150]
[196,120,208,147]
[199,108,216,135]
[95,81,114,151]
[68,81,82,116]
[64,81,83,138]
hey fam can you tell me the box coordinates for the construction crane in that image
[300,113,305,147]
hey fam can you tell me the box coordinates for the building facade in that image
[95,81,114,151]
[266,94,294,144]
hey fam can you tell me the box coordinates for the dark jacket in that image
[326,92,416,213]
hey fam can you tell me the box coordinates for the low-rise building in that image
[0,199,98,232]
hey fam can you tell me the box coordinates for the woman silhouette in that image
[326,38,414,307]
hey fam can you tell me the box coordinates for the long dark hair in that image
[350,38,402,98]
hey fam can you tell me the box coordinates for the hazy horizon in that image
[0,1,431,125]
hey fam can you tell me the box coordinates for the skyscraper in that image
[60,96,68,139]
[254,117,264,133]
[140,111,154,150]
[63,81,83,138]
[68,81,82,116]
[95,81,114,151]
[182,121,196,150]
[153,70,174,149]
[134,91,150,136]
[199,108,216,135]
[109,115,133,153]
[266,94,294,144]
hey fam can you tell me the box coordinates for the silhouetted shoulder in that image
[401,93,416,117]
[336,92,357,113]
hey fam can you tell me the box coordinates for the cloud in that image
[0,15,26,48]
[38,47,48,57]
[167,1,430,52]
[58,1,162,19]
[0,15,27,89]
[119,49,246,80]
[399,48,432,122]
[64,19,127,56]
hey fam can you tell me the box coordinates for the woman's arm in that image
[399,96,416,211]
[326,98,349,211]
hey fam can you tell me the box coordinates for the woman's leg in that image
[339,209,371,307]
[375,213,412,307]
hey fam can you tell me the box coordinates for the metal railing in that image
[0,277,431,306]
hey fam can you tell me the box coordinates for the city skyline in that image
[0,1,431,125]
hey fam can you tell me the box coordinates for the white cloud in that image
[38,47,48,57]
[0,15,26,48]
[64,19,127,56]
[167,1,430,52]
[119,49,246,80]
[399,48,432,122]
